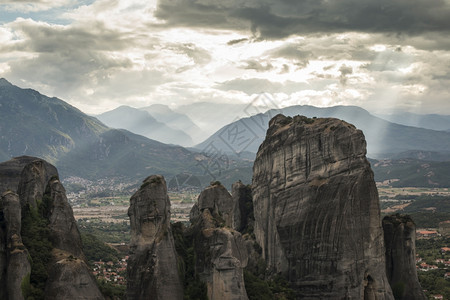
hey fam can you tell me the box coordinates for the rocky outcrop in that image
[383,214,426,300]
[189,183,249,300]
[231,181,253,232]
[0,156,57,195]
[17,158,58,208]
[45,177,83,257]
[0,156,103,300]
[127,175,183,300]
[45,249,103,300]
[252,115,393,298]
[195,182,234,227]
[44,177,103,299]
[1,191,31,300]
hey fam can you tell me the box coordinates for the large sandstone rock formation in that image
[231,181,253,232]
[383,214,426,300]
[188,183,249,300]
[43,177,104,299]
[127,175,183,300]
[252,115,393,299]
[0,156,103,300]
[191,182,234,227]
[1,191,31,300]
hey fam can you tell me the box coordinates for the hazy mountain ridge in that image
[0,79,196,180]
[0,78,108,163]
[140,104,205,144]
[196,105,450,159]
[173,101,253,136]
[0,79,251,186]
[376,111,450,132]
[97,105,194,146]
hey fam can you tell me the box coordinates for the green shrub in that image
[244,270,273,300]
[21,198,53,300]
[81,233,120,262]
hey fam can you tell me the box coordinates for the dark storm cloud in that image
[265,43,312,68]
[5,19,132,53]
[155,0,450,39]
[5,49,133,96]
[1,18,168,103]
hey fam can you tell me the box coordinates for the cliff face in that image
[1,191,31,300]
[0,156,103,300]
[383,214,426,300]
[252,115,393,298]
[17,158,58,208]
[44,177,103,299]
[127,175,183,300]
[231,181,253,232]
[0,156,57,197]
[190,183,249,300]
[196,183,234,227]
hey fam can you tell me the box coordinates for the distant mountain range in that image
[376,111,450,132]
[1,77,449,188]
[140,104,206,144]
[0,78,252,186]
[172,101,253,136]
[196,105,450,159]
[0,78,107,163]
[97,105,194,146]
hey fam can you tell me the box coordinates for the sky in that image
[0,0,450,116]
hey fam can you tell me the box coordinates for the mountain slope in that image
[196,105,450,158]
[0,79,196,181]
[173,102,252,137]
[376,111,450,131]
[371,158,450,187]
[97,105,193,146]
[0,78,107,163]
[140,104,205,144]
[0,79,251,186]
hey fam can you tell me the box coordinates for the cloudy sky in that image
[1,0,450,115]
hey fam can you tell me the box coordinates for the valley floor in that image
[69,186,450,299]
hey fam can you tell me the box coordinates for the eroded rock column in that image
[252,115,393,299]
[383,214,426,300]
[127,175,183,300]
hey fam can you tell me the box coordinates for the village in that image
[415,220,450,299]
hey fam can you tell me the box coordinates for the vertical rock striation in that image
[383,214,426,300]
[17,159,58,209]
[190,183,248,300]
[231,181,253,232]
[127,175,183,300]
[252,115,393,299]
[1,191,31,300]
[0,156,103,300]
[45,177,83,257]
[196,182,234,227]
[44,177,103,300]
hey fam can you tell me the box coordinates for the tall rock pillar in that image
[383,214,426,300]
[127,175,183,300]
[252,115,393,299]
